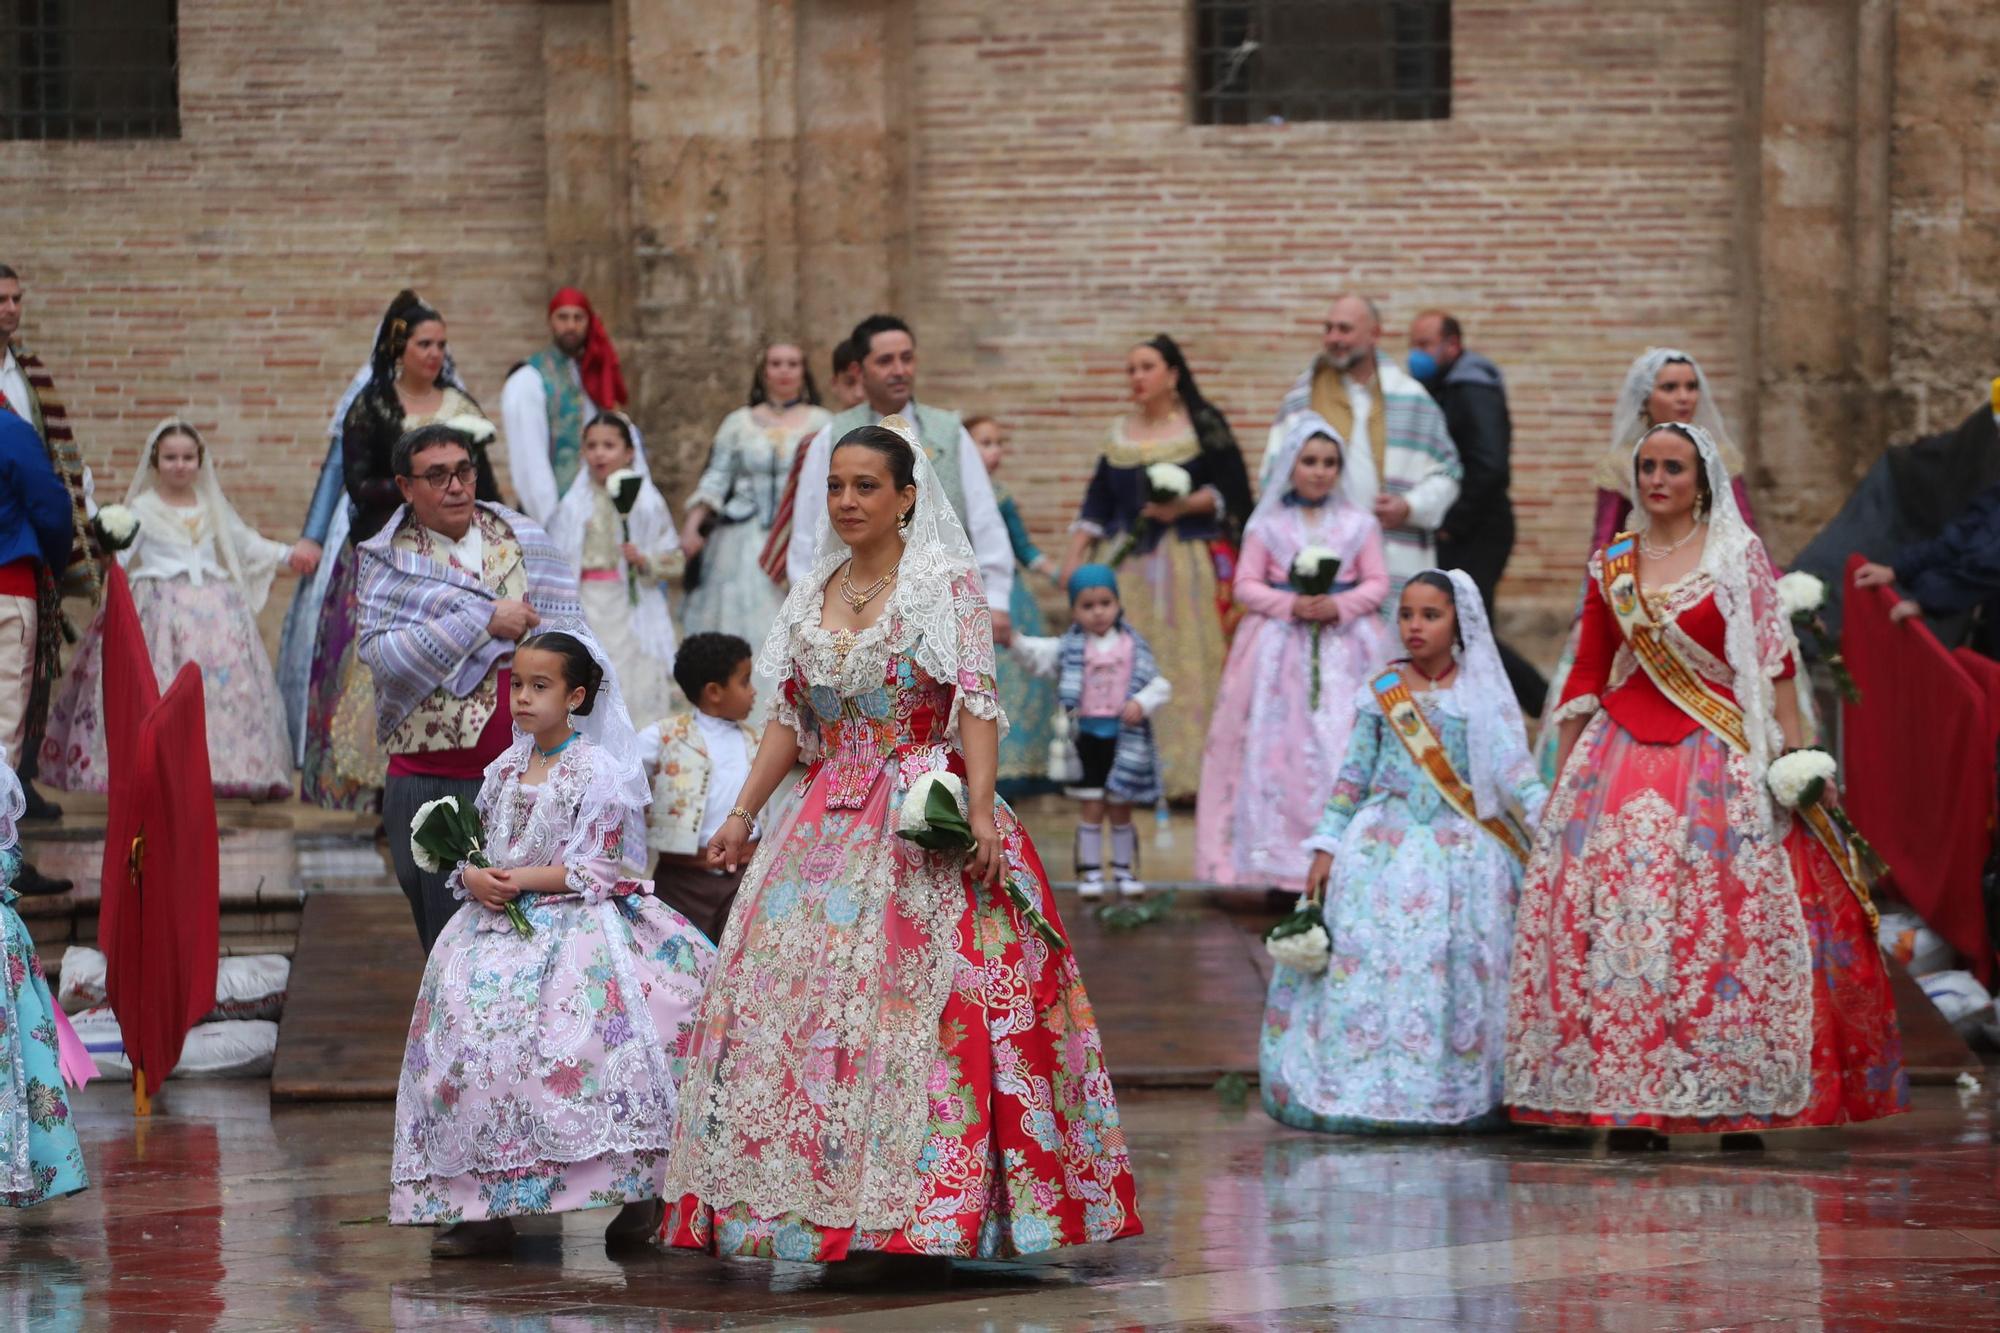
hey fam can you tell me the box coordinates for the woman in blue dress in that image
[2,744,88,1209]
[1261,569,1545,1134]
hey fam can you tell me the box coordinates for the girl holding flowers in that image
[41,418,312,799]
[1196,412,1388,891]
[1505,422,1905,1141]
[390,629,714,1257]
[1261,570,1545,1134]
[549,412,682,726]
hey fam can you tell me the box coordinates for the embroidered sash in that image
[1598,535,1878,923]
[1371,670,1532,865]
[524,345,587,499]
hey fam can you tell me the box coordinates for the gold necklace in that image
[838,563,896,612]
[1640,519,1705,561]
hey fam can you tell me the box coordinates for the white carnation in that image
[408,794,460,873]
[1145,462,1193,499]
[1266,925,1331,975]
[896,770,965,836]
[442,413,496,444]
[1767,749,1837,809]
[95,504,138,543]
[1776,572,1826,618]
[1291,546,1340,581]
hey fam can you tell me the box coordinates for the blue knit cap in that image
[1065,563,1120,604]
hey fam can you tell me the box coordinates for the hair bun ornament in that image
[878,414,921,452]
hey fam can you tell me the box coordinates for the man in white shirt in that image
[785,314,1014,637]
[501,286,630,527]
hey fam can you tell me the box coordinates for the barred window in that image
[1,0,180,141]
[1193,0,1450,125]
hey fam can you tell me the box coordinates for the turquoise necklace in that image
[536,729,578,760]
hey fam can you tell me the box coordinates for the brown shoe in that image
[604,1198,664,1251]
[12,861,72,898]
[430,1218,514,1258]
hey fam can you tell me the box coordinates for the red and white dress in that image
[1504,549,1907,1133]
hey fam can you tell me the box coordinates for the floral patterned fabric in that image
[389,736,714,1225]
[39,576,293,799]
[1261,684,1544,1133]
[300,543,385,810]
[2,851,88,1208]
[661,569,1141,1259]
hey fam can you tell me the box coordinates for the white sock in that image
[1110,822,1138,876]
[1076,822,1104,875]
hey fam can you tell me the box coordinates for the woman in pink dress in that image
[1197,412,1388,890]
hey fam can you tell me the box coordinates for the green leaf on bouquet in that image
[1095,888,1176,932]
[1264,899,1327,943]
[896,782,976,852]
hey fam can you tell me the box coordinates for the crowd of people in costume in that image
[0,262,1930,1274]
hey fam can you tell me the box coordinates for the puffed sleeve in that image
[950,568,1004,728]
[1231,529,1296,620]
[1303,695,1382,855]
[559,756,649,906]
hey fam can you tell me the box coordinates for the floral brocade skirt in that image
[38,576,293,800]
[661,749,1142,1260]
[3,869,88,1208]
[1117,536,1231,802]
[1505,716,1907,1133]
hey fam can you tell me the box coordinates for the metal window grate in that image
[2,0,179,141]
[1194,0,1450,125]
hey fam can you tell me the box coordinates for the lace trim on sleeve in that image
[1545,693,1601,727]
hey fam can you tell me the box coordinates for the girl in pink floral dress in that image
[1197,412,1389,890]
[390,630,714,1257]
[662,419,1141,1275]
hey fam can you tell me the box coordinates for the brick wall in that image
[0,0,551,644]
[901,0,1750,628]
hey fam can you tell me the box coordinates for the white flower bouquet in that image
[90,503,140,553]
[1767,748,1888,883]
[896,769,1065,950]
[1107,462,1196,567]
[1291,545,1343,708]
[410,794,531,936]
[605,467,648,605]
[1264,899,1331,975]
[1777,570,1859,703]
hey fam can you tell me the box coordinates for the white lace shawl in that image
[1626,422,1795,832]
[0,744,20,859]
[124,418,290,611]
[755,414,1006,743]
[460,734,649,906]
[547,446,679,670]
[1434,568,1542,823]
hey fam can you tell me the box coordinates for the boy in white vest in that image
[637,633,759,944]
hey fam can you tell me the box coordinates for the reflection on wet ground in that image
[4,1080,1996,1331]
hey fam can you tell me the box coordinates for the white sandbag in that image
[1912,972,1992,1020]
[66,1006,278,1080]
[57,945,107,1014]
[1878,913,1954,976]
[59,947,289,1022]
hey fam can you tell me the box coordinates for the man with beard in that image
[502,287,630,527]
[1265,293,1459,601]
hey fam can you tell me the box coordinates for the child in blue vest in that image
[1010,564,1171,898]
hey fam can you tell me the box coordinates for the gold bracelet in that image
[729,807,754,829]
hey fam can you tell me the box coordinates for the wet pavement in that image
[3,1079,1996,1331]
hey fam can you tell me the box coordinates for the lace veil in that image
[1626,421,1792,831]
[0,744,21,859]
[547,417,678,672]
[1434,568,1538,821]
[1248,410,1365,534]
[125,418,289,612]
[1591,348,1744,492]
[755,413,998,733]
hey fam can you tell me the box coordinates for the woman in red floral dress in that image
[659,418,1141,1272]
[1505,421,1906,1138]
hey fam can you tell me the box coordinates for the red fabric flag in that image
[97,564,160,1029]
[1840,554,1996,982]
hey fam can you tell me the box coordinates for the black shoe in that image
[20,782,62,823]
[13,861,73,898]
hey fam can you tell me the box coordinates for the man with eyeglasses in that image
[355,422,582,950]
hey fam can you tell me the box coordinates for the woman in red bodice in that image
[1504,422,1906,1140]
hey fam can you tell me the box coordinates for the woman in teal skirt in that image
[970,415,1060,797]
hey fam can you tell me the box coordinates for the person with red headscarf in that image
[502,288,631,527]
